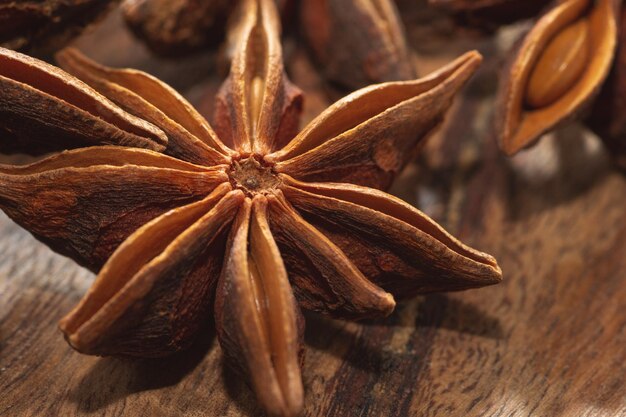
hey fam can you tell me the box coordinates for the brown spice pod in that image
[496,0,619,156]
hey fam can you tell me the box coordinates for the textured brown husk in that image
[0,0,502,415]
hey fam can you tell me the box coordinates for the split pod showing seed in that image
[495,0,620,156]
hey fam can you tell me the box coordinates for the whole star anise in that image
[0,0,501,415]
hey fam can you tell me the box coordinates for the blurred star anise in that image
[121,0,416,89]
[0,0,501,415]
[0,0,119,52]
[434,0,626,169]
[121,0,235,56]
[496,0,620,156]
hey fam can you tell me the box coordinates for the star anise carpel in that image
[496,0,620,156]
[472,0,626,171]
[433,0,626,168]
[0,0,502,415]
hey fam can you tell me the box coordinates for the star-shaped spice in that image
[0,0,501,415]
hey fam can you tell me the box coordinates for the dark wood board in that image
[1,5,625,417]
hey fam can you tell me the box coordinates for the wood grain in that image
[1,5,625,417]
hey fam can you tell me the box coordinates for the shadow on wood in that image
[68,328,215,413]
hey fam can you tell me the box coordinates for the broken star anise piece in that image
[0,0,501,415]
[495,0,620,155]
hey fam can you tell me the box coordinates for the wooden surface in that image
[1,5,626,417]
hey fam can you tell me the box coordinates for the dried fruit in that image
[0,0,119,52]
[0,0,501,415]
[495,0,619,155]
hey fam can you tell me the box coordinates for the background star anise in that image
[0,0,502,415]
[120,0,416,90]
[432,0,626,169]
[0,0,120,53]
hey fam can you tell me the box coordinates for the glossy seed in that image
[525,18,590,109]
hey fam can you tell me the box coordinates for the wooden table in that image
[1,5,625,417]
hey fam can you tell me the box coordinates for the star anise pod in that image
[496,0,620,155]
[0,0,501,415]
[0,0,119,53]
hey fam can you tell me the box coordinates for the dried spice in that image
[495,0,619,155]
[300,0,417,89]
[121,0,235,56]
[0,0,119,52]
[0,0,501,415]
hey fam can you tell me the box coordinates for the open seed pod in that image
[587,6,626,170]
[496,0,619,156]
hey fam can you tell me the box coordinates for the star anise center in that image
[229,155,281,196]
